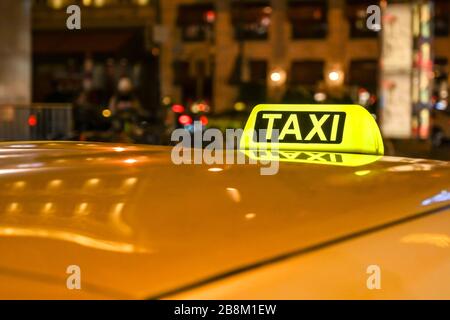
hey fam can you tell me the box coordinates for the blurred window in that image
[248,60,267,85]
[435,0,449,37]
[173,60,213,103]
[231,1,271,40]
[288,0,328,39]
[434,57,448,81]
[177,4,215,42]
[346,0,379,38]
[172,60,192,85]
[348,59,378,88]
[290,60,324,85]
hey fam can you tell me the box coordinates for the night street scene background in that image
[0,0,449,160]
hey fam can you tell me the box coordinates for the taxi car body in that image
[0,105,449,299]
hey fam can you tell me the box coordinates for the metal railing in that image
[0,104,73,141]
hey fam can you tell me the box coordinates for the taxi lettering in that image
[255,111,346,144]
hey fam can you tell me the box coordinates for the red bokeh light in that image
[172,104,185,113]
[200,115,208,125]
[178,114,193,125]
[205,10,215,23]
[197,103,206,112]
[28,115,37,127]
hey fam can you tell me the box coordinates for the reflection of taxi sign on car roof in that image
[240,104,384,155]
[241,149,383,167]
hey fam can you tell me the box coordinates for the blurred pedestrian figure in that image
[45,79,72,103]
[73,77,101,139]
[109,77,142,114]
[108,77,146,142]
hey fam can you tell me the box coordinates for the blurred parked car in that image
[431,108,450,147]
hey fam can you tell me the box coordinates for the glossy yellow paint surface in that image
[170,209,450,299]
[0,141,448,299]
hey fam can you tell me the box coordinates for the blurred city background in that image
[0,0,448,159]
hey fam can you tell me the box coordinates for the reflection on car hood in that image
[0,141,449,298]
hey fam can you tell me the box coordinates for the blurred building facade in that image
[0,0,31,106]
[0,0,447,142]
[27,0,450,118]
[32,0,159,115]
[158,0,449,117]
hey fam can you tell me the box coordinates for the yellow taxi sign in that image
[239,104,384,155]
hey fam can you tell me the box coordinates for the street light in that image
[328,71,340,82]
[327,68,344,86]
[269,68,286,86]
[270,72,282,82]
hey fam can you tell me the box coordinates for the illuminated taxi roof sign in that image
[240,104,384,155]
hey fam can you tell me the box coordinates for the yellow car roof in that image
[0,142,449,298]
